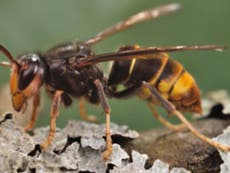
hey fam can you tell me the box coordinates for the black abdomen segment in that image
[108,52,169,87]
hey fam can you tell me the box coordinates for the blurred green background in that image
[0,0,229,130]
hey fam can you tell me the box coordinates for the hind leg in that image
[147,103,186,132]
[142,81,230,152]
[108,85,185,131]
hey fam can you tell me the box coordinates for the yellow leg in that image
[142,81,230,152]
[103,111,112,160]
[41,90,62,149]
[78,98,98,123]
[173,108,230,152]
[24,93,40,131]
[147,103,186,132]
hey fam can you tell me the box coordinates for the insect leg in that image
[108,85,185,131]
[24,92,40,131]
[85,3,180,45]
[142,81,230,152]
[78,98,98,123]
[147,103,185,132]
[94,79,112,160]
[41,90,62,149]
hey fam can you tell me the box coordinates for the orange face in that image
[9,55,44,112]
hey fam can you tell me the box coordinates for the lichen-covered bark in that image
[0,102,230,172]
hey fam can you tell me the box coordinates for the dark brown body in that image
[44,43,105,105]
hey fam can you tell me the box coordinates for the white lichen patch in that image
[0,118,191,172]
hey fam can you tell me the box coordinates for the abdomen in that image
[108,51,202,114]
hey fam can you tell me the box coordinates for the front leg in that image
[94,79,112,160]
[24,92,40,131]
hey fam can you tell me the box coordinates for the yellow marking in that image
[129,58,136,75]
[122,44,140,83]
[137,53,169,101]
[123,59,136,83]
[138,86,168,103]
[148,53,169,85]
[138,87,152,100]
[157,63,183,93]
[170,71,195,101]
[158,81,173,93]
[128,44,140,78]
[133,44,140,49]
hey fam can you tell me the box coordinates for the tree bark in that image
[0,104,229,173]
[124,118,229,173]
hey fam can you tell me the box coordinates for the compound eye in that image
[18,59,39,90]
